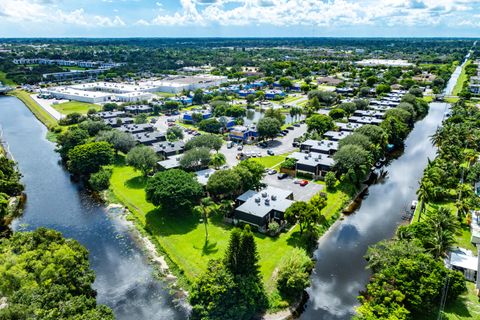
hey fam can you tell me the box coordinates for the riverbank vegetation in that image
[0,228,114,319]
[9,90,57,129]
[357,98,480,319]
[0,152,23,232]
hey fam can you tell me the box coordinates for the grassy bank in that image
[0,71,16,86]
[53,101,101,115]
[452,60,472,96]
[443,282,480,320]
[109,162,307,291]
[9,90,57,129]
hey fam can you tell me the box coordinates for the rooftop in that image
[236,186,294,218]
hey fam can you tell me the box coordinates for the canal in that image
[0,96,185,320]
[300,58,467,319]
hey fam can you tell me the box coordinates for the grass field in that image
[53,101,101,115]
[0,71,16,86]
[155,92,176,98]
[109,161,308,296]
[251,153,290,170]
[10,90,57,129]
[452,60,472,96]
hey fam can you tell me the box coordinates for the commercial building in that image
[139,74,228,93]
[355,59,414,67]
[229,125,258,143]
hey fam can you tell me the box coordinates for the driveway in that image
[263,174,324,202]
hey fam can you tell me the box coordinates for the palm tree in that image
[193,197,219,240]
[416,179,433,222]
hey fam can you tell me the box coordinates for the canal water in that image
[300,58,468,319]
[0,96,185,320]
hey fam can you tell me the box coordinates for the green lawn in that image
[155,92,176,98]
[53,101,101,115]
[443,282,480,320]
[10,90,57,129]
[251,153,290,170]
[281,95,303,104]
[452,60,472,96]
[0,71,16,86]
[109,162,307,295]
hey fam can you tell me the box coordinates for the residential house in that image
[234,186,294,231]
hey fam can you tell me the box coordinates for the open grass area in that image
[251,153,290,170]
[443,282,480,320]
[109,161,308,296]
[423,95,434,103]
[10,90,57,129]
[281,95,303,104]
[452,60,472,96]
[53,101,101,115]
[0,71,16,86]
[155,92,176,98]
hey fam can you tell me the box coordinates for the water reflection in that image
[301,102,449,319]
[0,96,185,320]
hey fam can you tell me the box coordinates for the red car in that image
[299,180,309,186]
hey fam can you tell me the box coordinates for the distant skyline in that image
[1,0,480,38]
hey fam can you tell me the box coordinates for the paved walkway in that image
[31,94,65,120]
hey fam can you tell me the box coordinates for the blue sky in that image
[0,0,480,37]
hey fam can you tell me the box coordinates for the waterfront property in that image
[234,186,294,231]
[287,151,334,177]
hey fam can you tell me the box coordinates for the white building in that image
[355,59,414,67]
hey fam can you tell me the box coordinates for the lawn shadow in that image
[286,230,308,249]
[444,295,474,318]
[125,175,147,189]
[145,207,198,237]
[193,239,219,256]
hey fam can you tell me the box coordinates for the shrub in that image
[276,248,314,299]
[88,167,112,191]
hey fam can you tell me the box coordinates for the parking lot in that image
[263,173,324,202]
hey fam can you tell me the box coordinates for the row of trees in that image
[356,207,466,319]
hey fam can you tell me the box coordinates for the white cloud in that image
[0,0,126,28]
[137,0,480,28]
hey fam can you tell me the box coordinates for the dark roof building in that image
[97,111,126,119]
[288,151,334,177]
[335,122,364,132]
[103,117,134,127]
[323,130,352,141]
[152,141,185,158]
[349,116,383,125]
[234,186,294,230]
[300,139,339,155]
[118,123,154,134]
[125,105,153,114]
[132,131,166,145]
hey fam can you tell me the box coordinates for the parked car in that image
[299,180,309,186]
[237,145,243,151]
[293,179,301,184]
[287,126,294,130]
[294,123,301,127]
[267,150,274,156]
[277,173,288,180]
[282,130,289,134]
[268,169,277,175]
[292,142,299,147]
